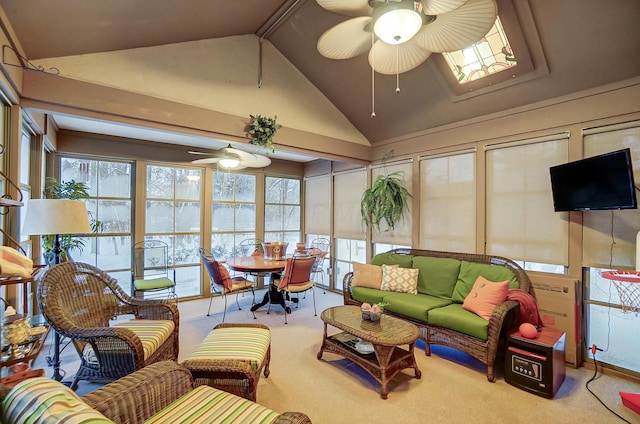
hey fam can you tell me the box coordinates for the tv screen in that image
[549,148,638,212]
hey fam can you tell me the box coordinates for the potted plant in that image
[360,172,412,232]
[246,114,282,154]
[41,178,100,264]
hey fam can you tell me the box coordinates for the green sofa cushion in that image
[412,256,461,299]
[451,261,519,303]
[383,292,452,323]
[427,304,490,340]
[351,287,386,306]
[370,252,414,268]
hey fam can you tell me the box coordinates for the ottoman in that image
[181,323,271,402]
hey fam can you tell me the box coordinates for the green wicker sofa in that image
[343,248,532,382]
[0,361,311,424]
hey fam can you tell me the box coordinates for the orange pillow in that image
[462,276,509,320]
[351,262,397,290]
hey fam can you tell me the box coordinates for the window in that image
[264,176,300,255]
[371,161,413,246]
[583,122,640,375]
[61,157,134,287]
[334,238,366,290]
[146,164,201,298]
[442,17,516,84]
[211,171,256,259]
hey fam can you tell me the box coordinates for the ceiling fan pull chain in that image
[371,32,376,118]
[396,44,400,93]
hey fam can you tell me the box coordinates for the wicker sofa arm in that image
[488,299,520,339]
[82,361,193,424]
[342,272,358,305]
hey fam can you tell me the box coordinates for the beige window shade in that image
[582,122,640,269]
[420,151,476,253]
[333,169,366,240]
[371,161,413,245]
[304,175,330,235]
[486,137,569,265]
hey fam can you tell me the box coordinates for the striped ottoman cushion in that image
[184,327,270,370]
[1,377,113,424]
[145,385,278,424]
[113,319,175,361]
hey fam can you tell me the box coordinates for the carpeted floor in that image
[33,289,640,423]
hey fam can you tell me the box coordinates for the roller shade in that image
[333,169,366,240]
[304,175,330,235]
[371,161,413,245]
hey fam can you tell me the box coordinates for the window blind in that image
[304,175,330,235]
[333,169,366,240]
[486,136,569,265]
[582,122,640,269]
[419,151,476,253]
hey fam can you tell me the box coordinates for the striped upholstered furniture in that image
[37,262,180,390]
[0,361,312,424]
[182,322,271,402]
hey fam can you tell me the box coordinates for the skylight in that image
[441,17,516,84]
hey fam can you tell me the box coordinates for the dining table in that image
[226,256,289,314]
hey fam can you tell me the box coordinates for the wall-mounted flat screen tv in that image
[549,148,638,212]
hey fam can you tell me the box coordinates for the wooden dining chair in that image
[274,255,317,324]
[199,248,255,322]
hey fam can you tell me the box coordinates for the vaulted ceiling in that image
[0,0,639,161]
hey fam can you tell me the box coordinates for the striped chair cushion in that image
[112,319,175,361]
[1,377,113,424]
[184,327,271,371]
[145,385,278,424]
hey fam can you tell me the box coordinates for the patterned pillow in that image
[1,377,113,424]
[380,264,419,294]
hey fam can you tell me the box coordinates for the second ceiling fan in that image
[189,144,271,169]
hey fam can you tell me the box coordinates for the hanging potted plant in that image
[360,172,412,232]
[246,114,281,154]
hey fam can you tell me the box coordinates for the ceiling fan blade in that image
[188,150,214,156]
[316,0,372,17]
[368,39,432,75]
[420,0,469,16]
[414,0,497,53]
[242,154,271,168]
[191,157,221,164]
[317,16,372,59]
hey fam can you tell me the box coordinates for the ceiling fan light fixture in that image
[373,0,423,45]
[218,158,240,168]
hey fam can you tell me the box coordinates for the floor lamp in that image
[21,198,92,382]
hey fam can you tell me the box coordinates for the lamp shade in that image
[21,199,92,236]
[373,0,423,45]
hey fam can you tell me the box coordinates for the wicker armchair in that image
[37,262,179,390]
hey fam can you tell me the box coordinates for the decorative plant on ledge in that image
[246,114,281,154]
[360,172,412,232]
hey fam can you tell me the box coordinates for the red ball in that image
[519,323,538,339]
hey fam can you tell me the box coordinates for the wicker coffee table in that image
[317,305,421,399]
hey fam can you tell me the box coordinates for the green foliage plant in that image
[247,114,282,154]
[360,172,412,232]
[42,178,100,262]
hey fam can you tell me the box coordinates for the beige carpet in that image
[34,289,640,424]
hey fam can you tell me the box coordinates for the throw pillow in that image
[462,276,510,320]
[1,377,113,423]
[214,261,233,290]
[351,262,397,289]
[380,264,419,294]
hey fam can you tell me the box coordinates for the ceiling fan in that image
[316,0,498,75]
[189,144,271,169]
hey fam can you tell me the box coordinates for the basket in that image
[361,309,382,322]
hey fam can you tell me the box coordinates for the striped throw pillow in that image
[1,377,113,423]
